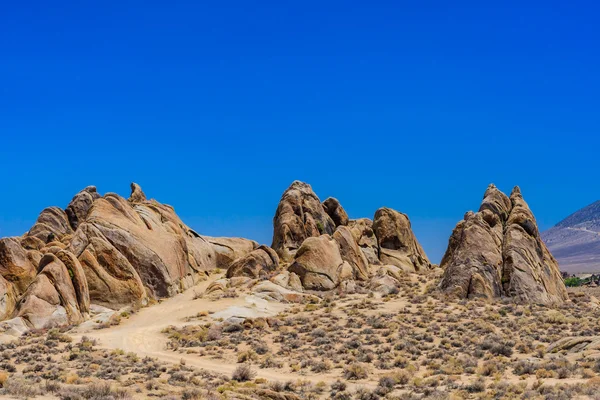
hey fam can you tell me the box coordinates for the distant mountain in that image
[542,200,600,273]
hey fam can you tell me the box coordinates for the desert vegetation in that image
[154,271,600,399]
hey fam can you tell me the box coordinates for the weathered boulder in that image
[547,336,600,354]
[128,182,147,203]
[0,238,38,293]
[203,236,258,270]
[15,253,89,329]
[272,181,336,262]
[322,197,349,227]
[288,235,345,291]
[347,218,380,265]
[26,207,73,244]
[270,271,304,292]
[333,226,369,281]
[65,186,100,230]
[438,210,504,300]
[252,280,317,303]
[439,184,568,305]
[369,265,404,296]
[0,276,17,321]
[373,208,431,273]
[226,245,279,279]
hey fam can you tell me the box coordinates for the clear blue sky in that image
[1,1,599,263]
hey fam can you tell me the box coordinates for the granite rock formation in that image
[439,184,568,305]
[0,183,256,330]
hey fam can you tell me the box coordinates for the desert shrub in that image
[232,364,255,382]
[1,378,40,398]
[465,378,486,393]
[343,363,369,380]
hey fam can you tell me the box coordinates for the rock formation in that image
[226,245,279,279]
[271,181,340,262]
[439,184,568,305]
[373,208,431,273]
[267,181,431,292]
[0,183,257,330]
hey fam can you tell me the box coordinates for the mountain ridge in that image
[542,199,600,273]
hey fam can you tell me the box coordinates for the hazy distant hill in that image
[542,200,600,273]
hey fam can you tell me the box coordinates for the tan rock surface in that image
[272,181,336,262]
[333,226,369,281]
[0,182,258,330]
[373,207,431,273]
[226,245,279,279]
[440,184,568,305]
[288,235,345,291]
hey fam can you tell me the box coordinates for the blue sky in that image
[1,1,599,263]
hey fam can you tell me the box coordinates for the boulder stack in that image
[266,181,431,292]
[439,184,568,305]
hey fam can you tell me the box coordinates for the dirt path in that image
[72,276,375,389]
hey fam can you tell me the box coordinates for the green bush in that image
[564,277,582,287]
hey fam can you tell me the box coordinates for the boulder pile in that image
[258,181,431,293]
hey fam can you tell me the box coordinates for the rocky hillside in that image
[542,200,600,273]
[0,183,257,331]
[439,184,568,305]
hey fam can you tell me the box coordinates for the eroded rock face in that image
[226,245,279,279]
[322,197,349,227]
[15,253,89,329]
[333,226,369,281]
[0,183,258,330]
[288,236,345,291]
[439,184,568,305]
[373,208,431,273]
[272,181,336,262]
[347,218,380,265]
[66,186,100,230]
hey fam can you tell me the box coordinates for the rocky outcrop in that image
[0,183,257,330]
[128,182,147,203]
[269,181,432,292]
[288,236,347,291]
[66,186,100,230]
[26,207,73,244]
[322,197,349,227]
[439,184,568,305]
[226,246,279,279]
[333,226,369,281]
[347,218,380,265]
[373,208,431,273]
[15,252,89,329]
[272,181,337,262]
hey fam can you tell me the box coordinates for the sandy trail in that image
[72,276,374,389]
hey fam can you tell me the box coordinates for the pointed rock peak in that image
[510,186,522,198]
[289,180,312,191]
[322,197,349,227]
[66,186,101,230]
[128,182,147,203]
[272,181,336,262]
[479,184,511,221]
[372,207,431,273]
[82,186,98,194]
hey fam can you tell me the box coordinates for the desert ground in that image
[0,269,599,400]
